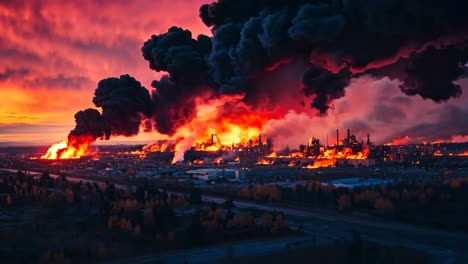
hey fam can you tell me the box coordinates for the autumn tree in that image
[132,224,141,237]
[6,194,12,206]
[338,194,352,211]
[64,188,74,204]
[143,206,154,230]
[374,197,394,216]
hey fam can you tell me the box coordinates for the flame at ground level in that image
[304,159,337,169]
[303,147,369,169]
[41,135,94,159]
[434,150,468,157]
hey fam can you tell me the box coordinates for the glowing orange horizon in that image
[384,136,412,146]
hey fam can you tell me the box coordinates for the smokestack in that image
[347,129,351,140]
[336,129,339,146]
[211,134,215,145]
[259,134,262,146]
[367,133,370,145]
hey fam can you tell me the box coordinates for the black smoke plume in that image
[67,74,152,141]
[68,0,468,142]
[142,27,214,134]
[70,108,109,139]
[138,0,468,134]
[93,74,153,137]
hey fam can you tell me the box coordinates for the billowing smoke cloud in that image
[93,74,153,137]
[142,27,214,135]
[62,0,468,149]
[381,46,468,102]
[262,76,468,147]
[139,0,468,135]
[70,108,109,139]
[391,104,468,143]
[67,74,152,142]
[302,67,350,114]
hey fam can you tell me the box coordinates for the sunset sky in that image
[0,0,210,145]
[1,0,467,146]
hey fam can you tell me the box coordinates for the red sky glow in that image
[1,0,467,146]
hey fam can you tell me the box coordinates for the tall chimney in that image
[259,134,262,146]
[347,128,350,139]
[336,129,339,146]
[211,134,215,145]
[367,133,370,145]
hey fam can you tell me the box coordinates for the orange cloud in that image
[0,0,211,143]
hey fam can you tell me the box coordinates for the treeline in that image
[236,177,468,230]
[105,182,290,245]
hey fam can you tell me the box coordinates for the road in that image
[101,193,468,263]
[202,195,468,264]
[2,168,467,263]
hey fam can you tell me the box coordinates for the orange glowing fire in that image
[142,140,175,152]
[304,159,337,169]
[41,135,94,159]
[300,147,369,169]
[434,150,468,157]
[385,136,411,146]
[153,94,277,163]
[267,152,277,158]
[193,159,204,164]
[257,158,273,165]
[213,157,224,164]
[287,151,306,158]
[321,147,369,159]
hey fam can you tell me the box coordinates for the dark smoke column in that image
[71,74,154,141]
[201,0,468,113]
[42,74,155,159]
[138,0,468,135]
[93,74,153,138]
[142,27,214,135]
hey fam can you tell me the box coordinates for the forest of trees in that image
[236,176,468,230]
[0,171,292,263]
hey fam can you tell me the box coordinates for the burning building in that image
[184,134,274,164]
[262,128,374,168]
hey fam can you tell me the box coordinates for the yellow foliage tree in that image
[239,187,253,200]
[64,188,74,203]
[132,224,141,237]
[143,206,154,229]
[337,194,352,211]
[6,194,12,206]
[374,197,394,216]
